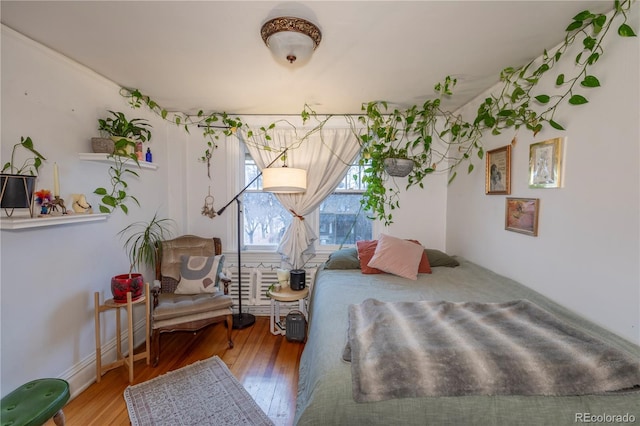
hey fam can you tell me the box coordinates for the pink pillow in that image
[356,240,383,274]
[367,234,424,280]
[356,239,432,275]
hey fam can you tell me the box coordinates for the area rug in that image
[124,356,274,425]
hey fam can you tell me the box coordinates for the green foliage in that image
[118,0,636,225]
[94,111,154,214]
[98,110,152,143]
[93,152,141,214]
[2,136,47,175]
[118,213,175,274]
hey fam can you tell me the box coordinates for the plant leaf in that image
[535,94,550,104]
[549,120,565,130]
[566,20,583,32]
[569,94,589,105]
[581,75,601,87]
[618,23,636,37]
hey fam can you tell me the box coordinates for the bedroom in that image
[1,1,638,424]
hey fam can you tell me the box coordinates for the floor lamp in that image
[217,150,307,329]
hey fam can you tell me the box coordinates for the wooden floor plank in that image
[46,317,303,426]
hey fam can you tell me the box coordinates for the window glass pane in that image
[319,193,372,245]
[242,152,372,250]
[243,192,291,247]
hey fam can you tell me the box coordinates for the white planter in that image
[383,158,414,177]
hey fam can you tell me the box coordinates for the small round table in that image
[267,285,309,336]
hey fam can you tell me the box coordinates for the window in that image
[318,164,372,246]
[242,156,291,249]
[242,154,372,250]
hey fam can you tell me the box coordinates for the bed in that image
[294,247,640,425]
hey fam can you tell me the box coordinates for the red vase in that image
[110,274,143,303]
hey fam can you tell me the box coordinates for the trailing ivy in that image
[119,0,636,225]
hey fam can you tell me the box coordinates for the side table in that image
[94,283,150,383]
[267,286,309,336]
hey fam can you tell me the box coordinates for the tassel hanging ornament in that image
[201,187,216,219]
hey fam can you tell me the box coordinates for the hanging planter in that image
[383,158,414,177]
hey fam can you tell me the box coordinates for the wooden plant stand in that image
[94,283,150,383]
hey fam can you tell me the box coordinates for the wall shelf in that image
[78,153,158,170]
[0,213,109,230]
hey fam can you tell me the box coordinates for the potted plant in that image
[112,213,175,303]
[381,147,415,177]
[97,110,152,155]
[1,136,46,217]
[93,111,153,214]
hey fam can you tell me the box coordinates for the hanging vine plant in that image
[119,0,636,225]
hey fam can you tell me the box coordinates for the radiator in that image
[223,266,317,316]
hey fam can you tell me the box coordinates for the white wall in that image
[446,10,639,344]
[1,26,172,396]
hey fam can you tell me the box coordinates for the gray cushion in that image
[154,292,233,321]
[425,249,460,267]
[325,247,360,269]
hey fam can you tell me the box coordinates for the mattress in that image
[294,258,639,425]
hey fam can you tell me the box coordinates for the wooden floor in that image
[47,317,304,426]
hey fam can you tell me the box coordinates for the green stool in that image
[1,379,70,426]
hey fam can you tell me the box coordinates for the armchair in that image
[151,235,233,366]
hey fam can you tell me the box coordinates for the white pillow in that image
[367,233,424,280]
[175,254,224,294]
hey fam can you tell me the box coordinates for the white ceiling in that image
[1,1,614,116]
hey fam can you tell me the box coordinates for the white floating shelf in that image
[0,213,109,230]
[78,153,158,170]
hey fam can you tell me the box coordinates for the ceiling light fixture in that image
[261,16,321,66]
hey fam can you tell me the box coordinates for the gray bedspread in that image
[344,298,640,402]
[294,258,640,425]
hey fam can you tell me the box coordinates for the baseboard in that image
[60,317,149,399]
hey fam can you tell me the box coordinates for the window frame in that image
[239,148,376,254]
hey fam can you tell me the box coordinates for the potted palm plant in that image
[111,213,175,303]
[1,136,46,217]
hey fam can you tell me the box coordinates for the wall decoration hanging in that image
[485,145,511,195]
[529,137,563,189]
[201,187,216,219]
[505,197,539,236]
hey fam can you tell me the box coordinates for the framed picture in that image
[529,137,563,188]
[505,197,539,236]
[485,145,511,194]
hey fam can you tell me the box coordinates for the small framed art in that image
[529,137,563,188]
[485,144,511,194]
[505,197,539,236]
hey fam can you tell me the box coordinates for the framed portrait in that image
[485,145,511,194]
[505,198,539,236]
[529,137,563,188]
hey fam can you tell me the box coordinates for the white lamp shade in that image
[266,31,315,66]
[263,167,307,193]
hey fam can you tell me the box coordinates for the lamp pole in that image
[216,149,289,329]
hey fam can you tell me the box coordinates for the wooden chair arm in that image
[151,280,161,308]
[219,272,231,295]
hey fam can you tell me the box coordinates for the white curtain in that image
[242,127,361,269]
